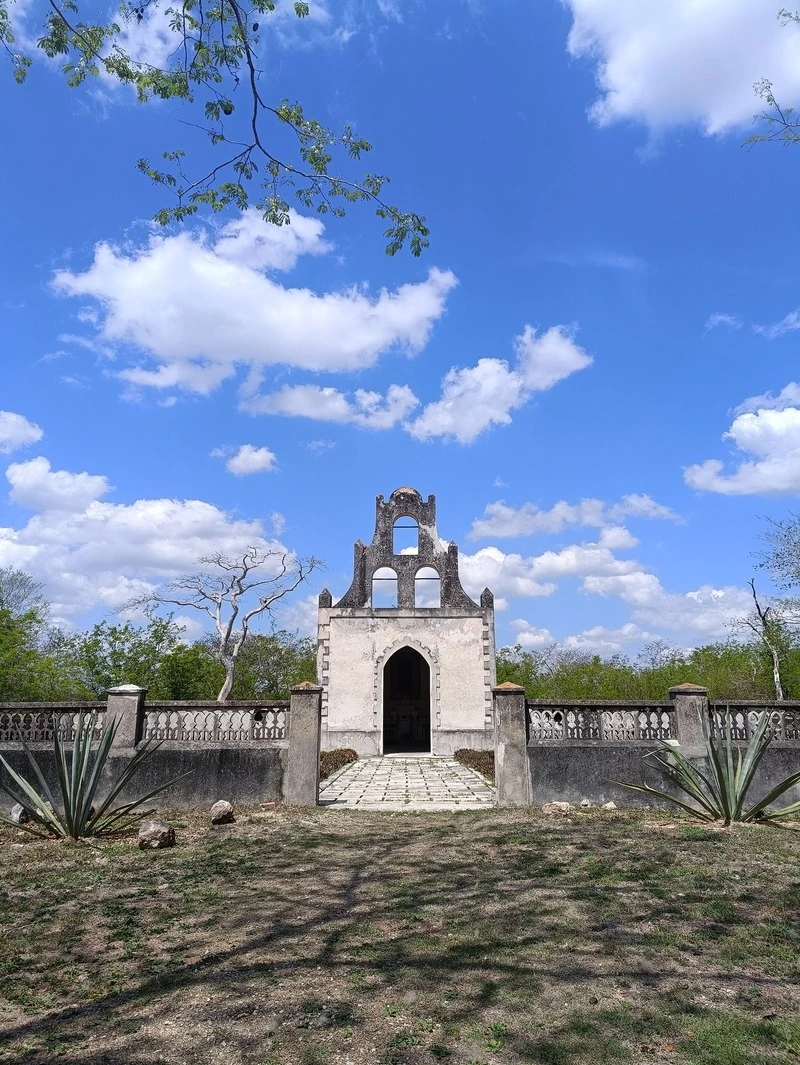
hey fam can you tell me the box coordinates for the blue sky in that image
[3,0,800,656]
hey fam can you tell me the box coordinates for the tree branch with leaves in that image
[1,0,429,255]
[128,546,321,701]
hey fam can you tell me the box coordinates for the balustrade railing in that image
[710,702,800,743]
[527,701,674,744]
[0,703,107,744]
[142,701,289,744]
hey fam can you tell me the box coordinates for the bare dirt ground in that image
[1,806,799,1065]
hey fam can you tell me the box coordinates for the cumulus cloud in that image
[684,401,800,495]
[734,382,800,415]
[0,411,43,454]
[52,211,457,394]
[583,571,752,638]
[407,325,592,444]
[243,383,419,429]
[470,493,679,538]
[7,457,111,512]
[461,523,750,643]
[0,457,288,621]
[211,444,278,476]
[459,527,642,605]
[510,619,656,655]
[563,0,800,133]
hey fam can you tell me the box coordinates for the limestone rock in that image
[138,820,175,849]
[10,804,29,825]
[210,800,235,825]
[636,957,659,977]
[579,799,593,808]
[542,801,573,816]
[601,801,618,810]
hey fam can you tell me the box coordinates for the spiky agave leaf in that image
[0,710,191,840]
[616,707,800,825]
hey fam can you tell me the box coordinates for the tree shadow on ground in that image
[1,808,799,1064]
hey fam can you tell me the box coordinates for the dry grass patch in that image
[1,807,799,1064]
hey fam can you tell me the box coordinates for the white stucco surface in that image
[319,607,495,754]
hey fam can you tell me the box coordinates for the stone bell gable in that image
[335,487,482,612]
[317,487,496,757]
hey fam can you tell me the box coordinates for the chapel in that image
[317,487,496,755]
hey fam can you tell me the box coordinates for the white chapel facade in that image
[317,487,496,756]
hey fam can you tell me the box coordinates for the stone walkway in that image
[320,756,496,810]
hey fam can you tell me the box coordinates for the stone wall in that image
[492,683,800,809]
[0,683,322,813]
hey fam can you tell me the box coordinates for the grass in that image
[1,807,799,1064]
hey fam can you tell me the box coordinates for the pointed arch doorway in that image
[383,646,431,753]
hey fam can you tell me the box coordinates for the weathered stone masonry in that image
[317,487,497,757]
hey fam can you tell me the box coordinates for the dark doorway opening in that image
[383,647,431,753]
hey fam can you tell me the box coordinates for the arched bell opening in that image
[371,566,398,608]
[392,516,419,555]
[414,566,441,607]
[382,646,431,754]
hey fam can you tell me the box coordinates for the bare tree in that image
[130,548,322,702]
[0,566,47,620]
[742,579,786,702]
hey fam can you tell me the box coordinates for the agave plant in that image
[617,708,800,826]
[0,711,189,839]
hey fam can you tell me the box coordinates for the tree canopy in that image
[1,0,428,255]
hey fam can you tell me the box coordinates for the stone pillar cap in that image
[292,681,323,691]
[492,682,525,692]
[107,684,147,694]
[668,683,709,695]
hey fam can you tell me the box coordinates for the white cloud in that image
[583,571,752,638]
[243,383,419,429]
[0,457,286,621]
[6,457,111,512]
[407,325,592,444]
[52,211,457,393]
[754,310,800,339]
[214,444,278,476]
[684,403,800,495]
[0,411,43,454]
[704,313,742,334]
[104,0,346,89]
[470,493,679,538]
[734,382,800,415]
[510,619,656,655]
[459,527,641,604]
[509,623,555,650]
[277,592,320,638]
[563,0,800,133]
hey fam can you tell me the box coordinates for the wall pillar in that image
[285,682,322,806]
[492,682,529,807]
[107,685,147,750]
[669,683,710,758]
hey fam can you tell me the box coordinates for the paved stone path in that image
[320,756,496,810]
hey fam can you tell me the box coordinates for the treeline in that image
[0,608,316,703]
[496,639,800,702]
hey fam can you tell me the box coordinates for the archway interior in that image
[383,647,431,754]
